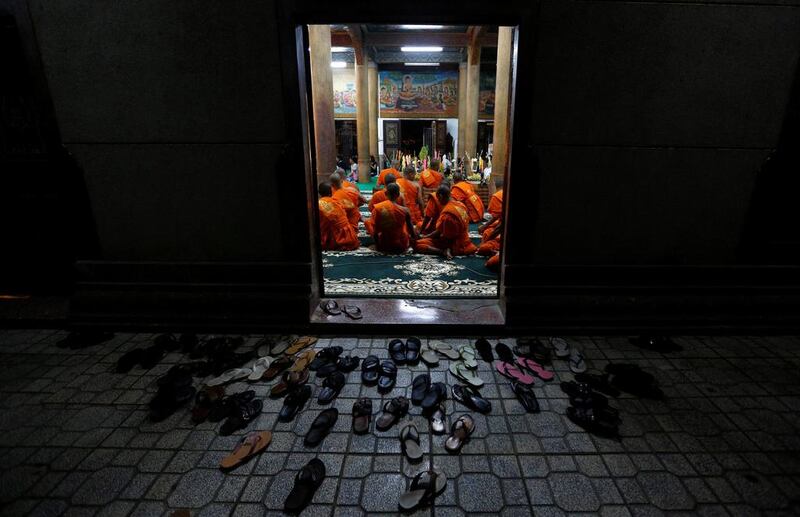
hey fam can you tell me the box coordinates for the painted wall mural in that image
[479,69,496,119]
[379,70,458,118]
[332,67,357,118]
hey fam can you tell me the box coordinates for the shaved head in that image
[329,171,342,187]
[494,176,504,189]
[385,173,397,185]
[403,166,415,179]
[436,185,450,203]
[386,182,400,200]
[453,172,464,182]
[318,182,332,197]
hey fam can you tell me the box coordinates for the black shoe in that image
[451,384,491,414]
[475,338,494,362]
[361,355,380,385]
[405,337,421,365]
[495,342,514,363]
[279,385,312,422]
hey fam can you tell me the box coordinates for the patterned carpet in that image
[323,186,498,297]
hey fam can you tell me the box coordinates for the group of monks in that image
[317,158,504,272]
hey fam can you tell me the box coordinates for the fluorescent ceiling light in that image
[400,24,444,30]
[330,46,350,52]
[401,46,443,52]
[330,61,347,68]
[404,62,439,66]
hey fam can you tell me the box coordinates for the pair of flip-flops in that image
[444,414,475,453]
[388,338,421,365]
[549,337,588,373]
[449,361,483,388]
[305,408,338,446]
[376,396,409,431]
[452,384,492,414]
[411,374,447,410]
[496,357,554,385]
[270,368,309,397]
[398,468,448,511]
[256,335,298,357]
[219,431,272,471]
[319,299,362,320]
[362,356,397,391]
[284,336,318,356]
[426,341,460,360]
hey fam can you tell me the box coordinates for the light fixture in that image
[401,46,443,53]
[330,46,350,52]
[400,24,444,30]
[404,62,439,66]
[330,61,347,68]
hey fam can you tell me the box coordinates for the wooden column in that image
[457,62,467,158]
[368,62,379,162]
[464,40,481,157]
[491,26,514,193]
[307,25,337,182]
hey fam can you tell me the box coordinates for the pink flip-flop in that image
[495,361,535,385]
[516,357,554,381]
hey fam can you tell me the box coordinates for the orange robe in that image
[333,189,360,231]
[488,189,503,219]
[414,200,477,256]
[421,193,443,232]
[365,190,404,234]
[371,200,410,253]
[451,181,486,223]
[419,168,443,188]
[485,253,500,272]
[377,168,399,187]
[319,197,359,251]
[396,178,422,226]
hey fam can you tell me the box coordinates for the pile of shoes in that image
[149,365,197,422]
[561,380,620,439]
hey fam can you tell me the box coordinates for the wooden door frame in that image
[275,0,539,322]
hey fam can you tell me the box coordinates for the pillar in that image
[457,62,467,158]
[307,25,337,183]
[368,62,379,162]
[490,27,514,194]
[355,50,371,183]
[464,44,481,158]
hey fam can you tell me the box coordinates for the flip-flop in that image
[284,458,326,514]
[219,431,272,470]
[475,338,494,362]
[411,374,431,406]
[419,345,439,366]
[248,357,273,381]
[270,369,309,398]
[428,340,459,360]
[285,336,318,356]
[400,424,423,461]
[191,385,225,423]
[495,361,536,385]
[361,355,380,385]
[318,372,346,404]
[569,349,587,373]
[398,468,447,511]
[352,398,373,434]
[376,396,409,431]
[515,357,554,381]
[405,337,421,364]
[445,414,475,453]
[495,342,514,363]
[289,350,317,373]
[320,300,341,315]
[550,337,570,358]
[459,347,478,369]
[304,408,338,447]
[421,382,447,410]
[269,335,298,356]
[449,362,484,388]
[207,367,252,387]
[220,398,263,436]
[263,356,292,380]
[515,337,552,365]
[451,385,491,414]
[512,381,540,413]
[429,404,447,434]
[388,339,406,364]
[343,305,363,320]
[279,385,312,422]
[378,360,398,392]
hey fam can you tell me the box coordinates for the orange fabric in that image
[318,197,359,251]
[377,168,399,186]
[485,253,500,272]
[488,189,503,219]
[419,168,443,188]
[371,200,410,253]
[368,189,404,212]
[396,178,422,225]
[481,218,501,242]
[332,189,360,230]
[451,182,485,223]
[478,238,501,256]
[414,200,476,256]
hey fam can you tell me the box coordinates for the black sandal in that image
[284,458,326,514]
[398,469,447,511]
[388,339,406,364]
[318,372,346,404]
[405,337,421,364]
[376,396,409,431]
[421,382,447,410]
[220,398,263,436]
[475,337,494,362]
[361,355,380,385]
[512,381,540,413]
[451,384,491,414]
[279,385,311,422]
[352,398,373,434]
[320,300,341,315]
[304,408,338,446]
[411,374,431,405]
[378,360,398,392]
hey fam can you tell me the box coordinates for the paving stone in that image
[457,473,504,513]
[71,467,135,505]
[549,472,600,512]
[361,473,405,512]
[167,469,225,508]
[636,472,694,510]
[725,472,788,510]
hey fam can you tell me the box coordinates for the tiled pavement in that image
[1,331,800,516]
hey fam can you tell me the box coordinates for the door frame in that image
[275,0,540,322]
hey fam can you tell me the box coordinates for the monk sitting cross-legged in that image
[329,171,361,231]
[377,160,401,187]
[477,176,504,255]
[419,179,448,235]
[371,183,418,254]
[318,182,360,251]
[487,177,503,220]
[414,186,477,259]
[365,173,404,235]
[451,172,486,223]
[396,166,423,227]
[419,158,444,189]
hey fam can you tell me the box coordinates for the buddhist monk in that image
[485,252,500,272]
[318,182,359,251]
[377,160,401,187]
[487,177,504,220]
[396,166,423,226]
[414,186,477,259]
[477,219,503,257]
[330,172,362,231]
[365,173,404,235]
[371,183,418,254]
[419,159,444,189]
[419,181,446,234]
[450,173,486,223]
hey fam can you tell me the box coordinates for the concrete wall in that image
[26,0,800,267]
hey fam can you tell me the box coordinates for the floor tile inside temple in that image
[1,331,799,516]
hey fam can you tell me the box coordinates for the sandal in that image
[285,336,318,356]
[289,350,317,373]
[398,468,447,511]
[495,361,535,385]
[516,356,554,381]
[512,381,540,413]
[515,337,552,364]
[567,405,619,439]
[411,374,431,406]
[428,340,459,360]
[318,371,346,404]
[342,305,362,320]
[220,398,263,436]
[429,404,447,434]
[337,355,360,372]
[376,396,409,431]
[419,345,439,366]
[279,385,312,422]
[361,355,380,385]
[270,368,309,398]
[400,423,423,461]
[451,384,491,414]
[378,360,398,392]
[154,333,180,352]
[550,337,570,358]
[191,385,225,423]
[405,337,421,364]
[475,338,494,362]
[352,397,373,434]
[219,431,272,471]
[320,299,341,315]
[421,382,447,410]
[574,372,620,398]
[459,347,478,369]
[267,335,298,356]
[388,339,406,364]
[495,342,514,363]
[304,408,338,447]
[309,347,343,371]
[207,367,252,387]
[149,385,196,422]
[248,357,273,382]
[284,458,326,514]
[445,414,475,453]
[208,390,254,423]
[263,356,292,381]
[449,362,484,388]
[569,349,587,374]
